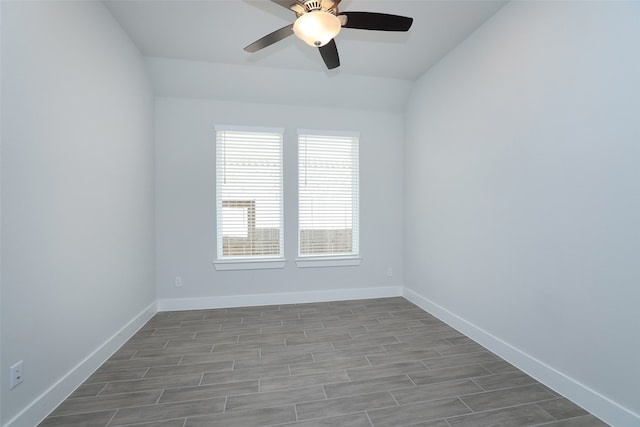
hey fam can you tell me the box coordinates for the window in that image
[298,130,360,260]
[215,126,284,265]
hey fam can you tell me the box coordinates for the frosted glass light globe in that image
[293,11,341,47]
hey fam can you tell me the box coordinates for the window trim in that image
[214,125,285,264]
[295,256,362,268]
[297,129,360,259]
[214,258,287,271]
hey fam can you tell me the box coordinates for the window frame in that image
[296,129,361,268]
[213,125,286,271]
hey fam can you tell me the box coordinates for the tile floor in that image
[40,297,609,426]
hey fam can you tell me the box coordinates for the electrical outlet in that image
[10,361,23,389]
[175,276,183,287]
[387,267,393,277]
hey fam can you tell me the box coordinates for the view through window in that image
[298,130,360,257]
[215,126,283,258]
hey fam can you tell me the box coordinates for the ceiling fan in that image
[244,0,413,70]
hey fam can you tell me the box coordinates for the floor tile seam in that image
[535,396,584,422]
[236,357,313,371]
[225,394,331,414]
[468,377,487,393]
[413,363,493,377]
[420,361,512,376]
[450,400,558,418]
[93,394,226,416]
[407,371,418,386]
[50,405,126,420]
[418,359,434,372]
[529,413,606,426]
[312,388,401,408]
[293,401,300,421]
[111,416,188,427]
[224,384,327,402]
[261,372,354,390]
[136,367,150,380]
[388,388,402,408]
[409,373,520,391]
[389,377,484,398]
[363,399,466,425]
[421,350,498,363]
[363,409,375,426]
[154,389,164,405]
[436,347,491,358]
[468,378,543,394]
[322,374,415,400]
[101,359,182,372]
[443,417,455,427]
[104,408,119,427]
[126,350,140,360]
[151,363,233,376]
[62,386,166,404]
[368,354,447,367]
[391,389,482,410]
[42,408,117,425]
[531,400,564,422]
[364,354,374,367]
[158,380,261,401]
[128,349,216,360]
[295,409,378,424]
[347,368,434,383]
[91,383,109,397]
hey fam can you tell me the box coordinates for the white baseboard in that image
[402,287,639,427]
[5,302,158,427]
[157,286,403,311]
[9,287,637,427]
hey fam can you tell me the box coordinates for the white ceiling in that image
[105,0,508,81]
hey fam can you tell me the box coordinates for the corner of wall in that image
[402,287,640,427]
[4,302,157,427]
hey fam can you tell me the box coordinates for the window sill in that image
[214,258,287,271]
[295,256,362,268]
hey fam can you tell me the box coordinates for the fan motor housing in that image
[301,0,337,15]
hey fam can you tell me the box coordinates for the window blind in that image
[298,130,359,257]
[216,126,283,259]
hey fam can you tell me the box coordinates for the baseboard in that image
[4,302,158,427]
[10,287,636,426]
[402,287,639,427]
[157,286,404,311]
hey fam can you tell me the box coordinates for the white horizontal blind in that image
[216,126,283,259]
[298,130,359,257]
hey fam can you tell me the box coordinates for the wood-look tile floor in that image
[40,297,609,427]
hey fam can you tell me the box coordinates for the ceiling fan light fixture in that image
[293,11,341,47]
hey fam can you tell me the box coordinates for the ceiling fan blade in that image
[318,39,340,69]
[340,12,413,31]
[244,24,294,53]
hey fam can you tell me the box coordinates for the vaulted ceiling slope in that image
[105,1,507,111]
[105,0,507,80]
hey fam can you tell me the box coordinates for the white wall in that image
[1,2,155,425]
[404,1,640,425]
[155,97,404,307]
